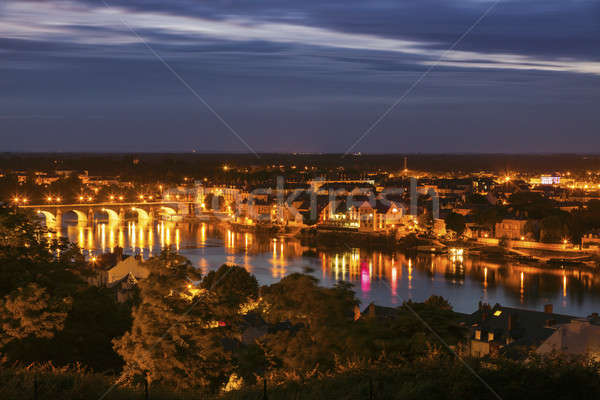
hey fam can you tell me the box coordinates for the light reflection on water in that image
[48,221,600,317]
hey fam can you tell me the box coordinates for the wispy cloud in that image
[2,0,600,75]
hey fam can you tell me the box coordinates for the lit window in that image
[493,310,502,317]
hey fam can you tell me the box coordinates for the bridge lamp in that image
[56,197,61,202]
[119,196,124,201]
[47,196,52,202]
[13,197,19,203]
[148,196,153,200]
[79,196,84,201]
[109,195,115,201]
[22,198,28,203]
[139,195,144,200]
[87,196,92,202]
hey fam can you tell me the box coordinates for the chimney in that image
[544,304,553,314]
[353,305,361,321]
[368,303,376,319]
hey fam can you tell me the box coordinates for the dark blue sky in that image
[1,0,599,153]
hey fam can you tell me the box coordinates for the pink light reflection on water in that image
[360,261,370,293]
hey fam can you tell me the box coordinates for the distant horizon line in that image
[2,151,600,156]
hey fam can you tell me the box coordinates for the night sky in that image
[1,0,599,153]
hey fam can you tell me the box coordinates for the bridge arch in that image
[36,210,56,226]
[100,208,121,225]
[160,206,177,215]
[65,209,88,225]
[131,207,151,223]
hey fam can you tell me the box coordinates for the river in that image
[49,219,600,317]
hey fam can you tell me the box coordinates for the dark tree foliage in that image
[0,205,131,371]
[507,192,557,219]
[201,265,259,320]
[445,212,466,236]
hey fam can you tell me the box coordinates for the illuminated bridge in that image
[19,201,197,227]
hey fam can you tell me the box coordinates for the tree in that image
[260,274,358,371]
[114,251,236,392]
[472,206,507,232]
[0,283,70,347]
[201,264,258,321]
[539,215,569,243]
[508,192,556,219]
[0,206,86,356]
[444,212,466,236]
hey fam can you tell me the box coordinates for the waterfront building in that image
[495,218,528,240]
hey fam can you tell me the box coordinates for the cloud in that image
[1,0,600,75]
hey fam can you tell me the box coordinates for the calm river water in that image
[50,219,600,317]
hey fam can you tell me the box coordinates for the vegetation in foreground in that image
[1,205,600,399]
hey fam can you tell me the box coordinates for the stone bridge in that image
[20,201,195,227]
